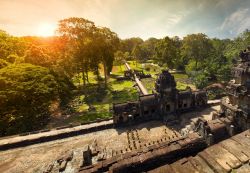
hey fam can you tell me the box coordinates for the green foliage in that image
[182,33,213,70]
[131,38,158,63]
[120,37,144,54]
[51,70,75,104]
[1,19,250,134]
[0,59,9,69]
[155,36,181,69]
[224,30,250,60]
[132,44,148,62]
[207,88,226,100]
[0,30,27,61]
[173,73,188,79]
[57,17,119,86]
[75,112,112,122]
[185,60,198,73]
[182,33,236,88]
[192,72,209,89]
[141,78,155,93]
[24,45,51,66]
[114,50,125,66]
[0,63,73,135]
[176,82,189,90]
[111,80,134,91]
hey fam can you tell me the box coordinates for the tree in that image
[0,63,73,136]
[57,17,120,87]
[0,59,9,69]
[142,37,158,60]
[120,37,143,54]
[132,44,148,63]
[0,30,26,61]
[114,50,125,69]
[182,33,212,71]
[207,38,232,81]
[155,36,180,69]
[57,17,96,86]
[22,36,68,70]
[24,45,51,67]
[95,27,119,87]
[224,29,250,60]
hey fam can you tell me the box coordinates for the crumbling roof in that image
[139,94,157,105]
[178,90,192,99]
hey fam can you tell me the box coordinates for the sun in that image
[36,23,56,37]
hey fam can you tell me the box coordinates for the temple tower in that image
[221,46,250,130]
[154,70,178,115]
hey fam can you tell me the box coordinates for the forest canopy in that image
[0,64,73,135]
[0,17,249,136]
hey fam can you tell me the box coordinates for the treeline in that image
[117,31,250,88]
[0,31,75,135]
[0,17,120,135]
[0,17,249,136]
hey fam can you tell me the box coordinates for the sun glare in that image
[36,23,56,37]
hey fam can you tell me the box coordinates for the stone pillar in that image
[228,125,235,136]
[206,133,214,146]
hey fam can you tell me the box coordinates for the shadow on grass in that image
[112,89,138,103]
[74,112,112,122]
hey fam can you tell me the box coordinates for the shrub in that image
[0,59,9,69]
[0,63,73,135]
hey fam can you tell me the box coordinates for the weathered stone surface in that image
[150,130,250,173]
[113,62,207,126]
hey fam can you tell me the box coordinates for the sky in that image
[0,0,250,39]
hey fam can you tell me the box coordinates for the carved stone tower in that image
[221,46,250,130]
[155,70,178,115]
[155,70,177,98]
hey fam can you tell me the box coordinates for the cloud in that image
[220,8,250,35]
[0,0,250,39]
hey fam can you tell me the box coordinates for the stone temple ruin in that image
[212,46,250,132]
[189,46,250,146]
[113,67,207,125]
[0,48,250,173]
[77,47,250,173]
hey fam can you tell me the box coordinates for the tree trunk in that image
[81,62,86,86]
[103,62,107,88]
[95,66,100,82]
[85,70,89,83]
[82,70,86,86]
[78,73,81,86]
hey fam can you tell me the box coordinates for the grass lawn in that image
[173,73,188,79]
[75,112,112,122]
[54,62,195,126]
[141,78,155,93]
[65,64,139,125]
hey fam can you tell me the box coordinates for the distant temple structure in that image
[215,46,250,131]
[113,69,207,125]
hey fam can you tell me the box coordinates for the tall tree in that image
[57,17,96,86]
[95,27,119,87]
[132,44,148,62]
[120,37,143,55]
[24,45,51,67]
[155,36,180,69]
[0,63,73,135]
[114,50,125,69]
[142,37,158,60]
[0,30,26,61]
[182,33,212,71]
